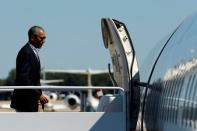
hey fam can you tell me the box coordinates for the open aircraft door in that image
[101,18,140,130]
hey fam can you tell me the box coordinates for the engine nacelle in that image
[48,93,58,101]
[64,94,81,110]
[43,92,58,101]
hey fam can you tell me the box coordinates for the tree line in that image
[0,68,113,86]
[0,68,113,100]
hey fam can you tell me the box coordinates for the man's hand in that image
[39,95,49,105]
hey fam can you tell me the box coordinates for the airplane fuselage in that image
[140,13,197,131]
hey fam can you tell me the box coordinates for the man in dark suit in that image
[10,26,48,112]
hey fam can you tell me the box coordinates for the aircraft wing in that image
[40,79,64,84]
[43,69,109,75]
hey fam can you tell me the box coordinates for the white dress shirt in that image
[29,42,40,61]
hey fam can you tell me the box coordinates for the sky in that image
[0,0,197,79]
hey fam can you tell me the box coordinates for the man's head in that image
[28,26,46,49]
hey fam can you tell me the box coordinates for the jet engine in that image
[43,91,58,101]
[64,93,81,110]
[48,92,58,101]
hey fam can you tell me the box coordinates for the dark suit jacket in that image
[10,43,42,112]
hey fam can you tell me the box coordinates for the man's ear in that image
[30,35,35,41]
